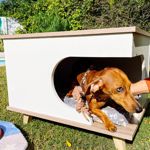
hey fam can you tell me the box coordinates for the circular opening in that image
[54,56,143,100]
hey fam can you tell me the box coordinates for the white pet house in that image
[1,27,150,150]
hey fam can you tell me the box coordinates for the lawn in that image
[0,66,150,150]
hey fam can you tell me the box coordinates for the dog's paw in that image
[105,122,117,132]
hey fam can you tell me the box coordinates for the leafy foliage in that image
[0,0,149,33]
[0,0,93,33]
[83,0,150,31]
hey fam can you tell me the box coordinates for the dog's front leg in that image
[89,99,117,132]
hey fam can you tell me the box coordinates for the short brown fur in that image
[67,67,143,132]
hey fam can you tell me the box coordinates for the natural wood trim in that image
[135,27,150,37]
[113,137,126,150]
[1,27,150,40]
[23,115,32,125]
[7,103,148,141]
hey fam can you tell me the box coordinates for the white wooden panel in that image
[133,34,150,78]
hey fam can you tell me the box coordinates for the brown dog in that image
[67,67,143,132]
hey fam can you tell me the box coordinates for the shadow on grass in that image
[144,103,150,117]
[26,143,34,150]
[35,117,114,140]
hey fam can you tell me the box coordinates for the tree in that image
[83,0,150,31]
[0,0,93,33]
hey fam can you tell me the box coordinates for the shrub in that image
[0,0,93,33]
[83,0,150,32]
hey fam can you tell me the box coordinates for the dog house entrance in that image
[54,56,143,100]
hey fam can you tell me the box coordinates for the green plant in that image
[0,0,93,33]
[83,0,150,32]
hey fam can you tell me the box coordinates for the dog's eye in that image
[116,87,124,93]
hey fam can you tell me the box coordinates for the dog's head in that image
[77,67,142,113]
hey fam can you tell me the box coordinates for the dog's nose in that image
[136,106,143,113]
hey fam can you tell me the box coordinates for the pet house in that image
[1,27,150,150]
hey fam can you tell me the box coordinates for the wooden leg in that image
[23,115,32,125]
[113,137,126,150]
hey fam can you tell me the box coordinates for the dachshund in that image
[67,67,143,132]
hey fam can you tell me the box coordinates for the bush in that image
[83,0,150,32]
[0,0,93,33]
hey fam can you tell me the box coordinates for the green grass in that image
[0,40,4,52]
[0,66,150,150]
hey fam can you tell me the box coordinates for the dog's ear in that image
[77,72,103,94]
[90,79,103,93]
[77,72,88,93]
[77,72,84,84]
